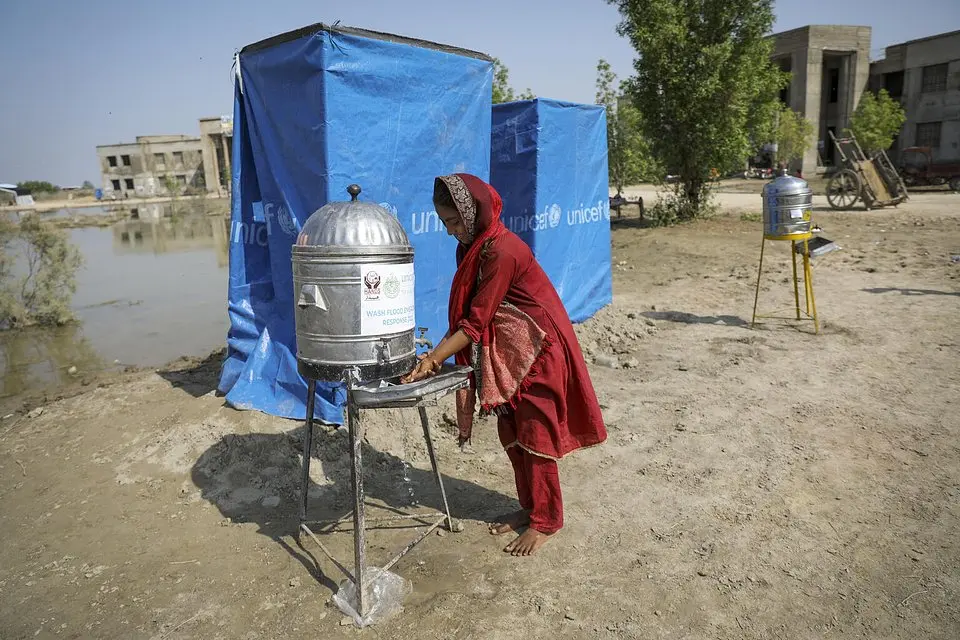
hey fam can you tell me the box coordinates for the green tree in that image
[162,174,180,196]
[0,213,84,329]
[82,180,96,190]
[773,104,815,169]
[596,59,659,192]
[16,181,59,194]
[848,89,907,154]
[492,58,516,104]
[518,88,536,101]
[606,0,787,221]
[0,217,18,325]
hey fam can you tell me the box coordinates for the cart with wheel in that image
[825,130,909,210]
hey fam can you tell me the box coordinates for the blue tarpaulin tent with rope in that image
[218,23,493,423]
[491,98,612,323]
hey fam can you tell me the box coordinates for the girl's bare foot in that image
[487,509,531,535]
[503,527,554,556]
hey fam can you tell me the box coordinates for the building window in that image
[111,179,121,191]
[173,151,184,166]
[176,175,187,186]
[154,153,165,167]
[121,154,131,166]
[828,68,840,104]
[921,64,948,93]
[883,71,904,100]
[124,178,135,190]
[107,155,118,167]
[915,122,942,148]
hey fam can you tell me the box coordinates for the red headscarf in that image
[439,174,555,443]
[443,173,507,365]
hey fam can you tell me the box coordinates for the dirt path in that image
[1,195,958,639]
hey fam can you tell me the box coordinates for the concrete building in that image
[97,116,233,200]
[97,135,204,199]
[869,30,960,163]
[770,25,873,176]
[199,117,234,197]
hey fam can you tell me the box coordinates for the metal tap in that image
[414,327,433,350]
[374,338,391,364]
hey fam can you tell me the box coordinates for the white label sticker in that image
[359,263,416,336]
[789,208,803,219]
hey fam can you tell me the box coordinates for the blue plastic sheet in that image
[218,24,493,423]
[491,98,612,323]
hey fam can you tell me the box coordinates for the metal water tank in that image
[762,172,813,238]
[292,184,417,382]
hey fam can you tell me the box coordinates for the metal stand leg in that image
[299,378,317,524]
[294,369,468,625]
[418,407,454,531]
[803,244,819,334]
[791,240,801,320]
[751,236,766,328]
[346,389,367,618]
[802,240,812,316]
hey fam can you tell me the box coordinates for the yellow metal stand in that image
[751,232,819,334]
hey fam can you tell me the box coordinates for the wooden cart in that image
[825,130,909,210]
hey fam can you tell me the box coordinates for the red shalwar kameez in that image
[439,173,607,535]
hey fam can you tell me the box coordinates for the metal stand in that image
[296,367,469,619]
[751,233,819,334]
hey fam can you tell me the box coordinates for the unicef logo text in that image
[230,200,299,247]
[410,209,444,235]
[548,204,562,228]
[564,200,610,225]
[379,202,399,217]
[505,200,610,234]
[264,202,298,236]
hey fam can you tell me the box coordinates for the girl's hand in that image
[401,354,440,383]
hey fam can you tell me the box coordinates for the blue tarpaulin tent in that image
[218,23,493,423]
[490,98,612,323]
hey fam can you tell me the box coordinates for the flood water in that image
[1,204,231,400]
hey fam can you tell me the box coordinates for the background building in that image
[869,30,960,164]
[97,135,204,199]
[769,25,959,176]
[770,25,872,176]
[199,116,234,197]
[97,117,233,200]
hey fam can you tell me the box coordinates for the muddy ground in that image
[1,189,958,639]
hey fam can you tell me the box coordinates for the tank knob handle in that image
[347,184,361,201]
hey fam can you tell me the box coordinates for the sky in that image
[0,0,957,186]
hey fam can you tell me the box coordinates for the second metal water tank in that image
[292,184,416,382]
[762,173,813,238]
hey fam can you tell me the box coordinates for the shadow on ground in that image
[862,287,960,297]
[190,422,515,594]
[610,216,661,230]
[158,349,226,398]
[642,310,750,327]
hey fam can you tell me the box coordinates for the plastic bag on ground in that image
[332,566,412,628]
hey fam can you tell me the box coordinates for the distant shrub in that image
[0,214,84,330]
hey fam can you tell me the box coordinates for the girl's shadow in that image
[190,418,514,592]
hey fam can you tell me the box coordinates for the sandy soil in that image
[1,190,958,639]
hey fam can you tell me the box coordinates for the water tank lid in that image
[296,184,411,250]
[763,174,812,197]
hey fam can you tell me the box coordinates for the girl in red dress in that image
[402,173,607,556]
